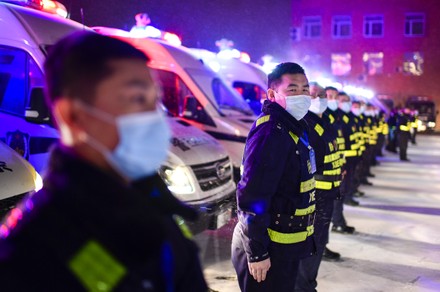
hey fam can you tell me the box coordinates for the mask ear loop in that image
[74,99,115,125]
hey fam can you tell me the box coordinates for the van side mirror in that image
[182,95,198,118]
[25,87,50,124]
[181,95,215,126]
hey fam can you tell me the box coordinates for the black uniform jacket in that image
[236,101,316,263]
[304,111,340,200]
[0,145,207,292]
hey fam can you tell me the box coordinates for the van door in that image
[0,45,58,173]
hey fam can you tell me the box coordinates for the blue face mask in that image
[327,100,338,111]
[340,101,352,113]
[79,103,171,181]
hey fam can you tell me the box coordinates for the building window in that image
[405,13,425,36]
[363,52,383,75]
[403,52,423,76]
[303,16,322,39]
[331,53,351,76]
[332,16,352,38]
[364,15,384,37]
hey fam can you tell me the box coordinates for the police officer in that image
[0,32,208,291]
[231,63,316,291]
[326,92,358,233]
[396,107,412,161]
[296,83,344,291]
[386,108,398,153]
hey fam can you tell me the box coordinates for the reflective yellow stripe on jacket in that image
[267,225,314,244]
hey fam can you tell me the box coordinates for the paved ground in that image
[194,134,440,292]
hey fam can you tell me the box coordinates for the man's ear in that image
[267,88,276,101]
[52,98,79,145]
[53,98,76,128]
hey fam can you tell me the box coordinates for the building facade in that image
[291,0,440,125]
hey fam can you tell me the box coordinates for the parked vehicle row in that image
[0,2,249,233]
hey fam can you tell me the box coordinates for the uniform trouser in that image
[231,224,300,291]
[295,190,336,292]
[411,129,417,144]
[376,134,385,156]
[386,131,397,152]
[398,132,410,160]
[332,198,346,227]
[341,158,357,202]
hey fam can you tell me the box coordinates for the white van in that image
[94,27,257,181]
[0,3,235,232]
[190,49,268,115]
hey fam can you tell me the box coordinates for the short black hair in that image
[324,86,338,92]
[44,31,149,104]
[268,62,305,89]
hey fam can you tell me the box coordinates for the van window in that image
[186,68,253,116]
[153,69,215,126]
[0,46,44,116]
[233,81,266,114]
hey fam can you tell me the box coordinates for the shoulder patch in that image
[329,114,335,124]
[256,115,270,127]
[69,240,127,292]
[289,131,299,144]
[314,124,324,136]
[343,115,349,124]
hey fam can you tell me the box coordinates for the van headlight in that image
[159,166,195,195]
[34,171,43,192]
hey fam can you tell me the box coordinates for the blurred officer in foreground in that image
[0,32,207,291]
[296,83,343,291]
[232,62,316,291]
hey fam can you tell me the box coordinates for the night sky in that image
[58,0,292,63]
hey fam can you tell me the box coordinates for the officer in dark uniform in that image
[231,63,316,291]
[376,110,388,158]
[296,83,343,291]
[386,109,398,153]
[0,32,207,291]
[396,108,412,161]
[321,87,354,259]
[329,92,359,233]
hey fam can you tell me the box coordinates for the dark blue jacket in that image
[304,111,342,199]
[0,145,207,292]
[236,101,316,263]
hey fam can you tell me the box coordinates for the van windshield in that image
[185,68,253,116]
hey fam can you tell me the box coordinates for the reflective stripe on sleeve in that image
[256,115,270,127]
[300,177,315,193]
[295,204,316,216]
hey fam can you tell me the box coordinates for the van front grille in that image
[191,157,232,191]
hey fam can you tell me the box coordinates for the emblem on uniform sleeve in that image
[6,130,30,160]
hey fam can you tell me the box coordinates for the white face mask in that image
[284,94,312,120]
[309,97,328,115]
[340,101,352,113]
[364,110,373,117]
[352,108,361,116]
[327,100,338,111]
[360,105,366,114]
[78,103,171,181]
